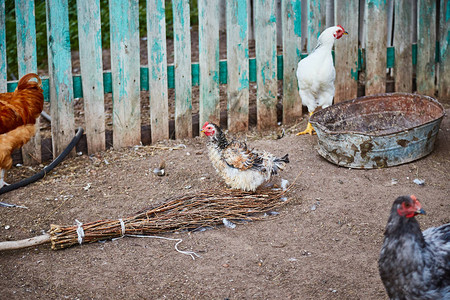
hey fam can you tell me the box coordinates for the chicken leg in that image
[296,112,316,135]
[0,169,9,189]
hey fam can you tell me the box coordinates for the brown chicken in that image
[0,73,44,188]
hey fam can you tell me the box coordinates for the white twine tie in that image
[75,219,85,245]
[119,218,125,236]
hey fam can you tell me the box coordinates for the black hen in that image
[378,195,450,299]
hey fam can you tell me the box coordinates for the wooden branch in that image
[0,234,50,251]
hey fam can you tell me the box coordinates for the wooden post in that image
[147,0,169,142]
[172,0,192,138]
[334,0,359,103]
[393,0,412,93]
[254,0,277,130]
[109,0,141,148]
[15,0,42,164]
[199,0,220,127]
[439,0,449,99]
[226,0,249,132]
[46,0,75,158]
[0,0,5,92]
[417,0,436,96]
[306,0,326,53]
[77,0,106,154]
[281,0,302,123]
[365,0,387,96]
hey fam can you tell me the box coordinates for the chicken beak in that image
[344,31,348,35]
[416,208,426,215]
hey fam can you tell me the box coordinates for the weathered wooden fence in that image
[1,0,449,164]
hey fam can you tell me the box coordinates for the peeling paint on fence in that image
[77,0,106,154]
[46,0,75,158]
[109,0,141,148]
[365,0,387,95]
[147,0,169,142]
[334,0,358,103]
[417,0,436,96]
[15,0,41,164]
[227,0,249,132]
[199,0,220,127]
[255,0,277,130]
[394,0,412,93]
[172,0,192,139]
[282,0,302,123]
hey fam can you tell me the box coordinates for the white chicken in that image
[296,25,348,135]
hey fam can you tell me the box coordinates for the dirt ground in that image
[0,102,449,299]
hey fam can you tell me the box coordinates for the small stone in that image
[413,178,425,186]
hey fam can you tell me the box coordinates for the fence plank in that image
[226,0,249,132]
[109,0,141,148]
[46,0,75,158]
[417,0,436,96]
[199,0,220,127]
[147,0,169,142]
[334,0,359,103]
[306,0,326,53]
[254,0,277,130]
[393,0,412,92]
[0,0,6,92]
[417,1,437,96]
[77,0,106,154]
[439,0,449,99]
[172,0,192,138]
[15,0,42,164]
[281,0,302,123]
[365,0,387,95]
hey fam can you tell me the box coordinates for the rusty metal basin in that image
[309,93,445,169]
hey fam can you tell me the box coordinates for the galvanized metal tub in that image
[309,93,445,169]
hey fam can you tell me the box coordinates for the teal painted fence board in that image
[77,0,106,154]
[365,0,387,95]
[199,0,220,127]
[109,0,141,148]
[335,0,359,103]
[439,0,449,98]
[254,0,278,130]
[281,0,302,123]
[393,0,412,92]
[417,0,436,96]
[306,0,326,53]
[147,0,169,142]
[226,0,249,132]
[46,0,75,158]
[15,0,42,164]
[0,0,6,92]
[172,0,192,138]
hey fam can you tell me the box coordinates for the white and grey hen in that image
[201,122,289,192]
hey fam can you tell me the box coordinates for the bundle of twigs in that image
[49,188,289,250]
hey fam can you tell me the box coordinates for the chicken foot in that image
[296,112,316,135]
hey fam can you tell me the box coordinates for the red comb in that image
[202,121,209,129]
[337,25,345,31]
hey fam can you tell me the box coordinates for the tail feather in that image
[271,154,289,175]
[15,73,42,91]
